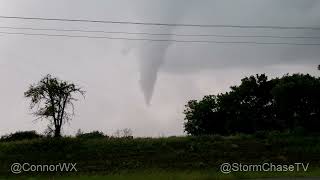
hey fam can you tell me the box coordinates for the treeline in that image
[184,73,320,135]
[0,129,133,142]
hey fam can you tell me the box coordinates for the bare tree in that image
[24,74,85,138]
[113,128,133,138]
[122,128,133,137]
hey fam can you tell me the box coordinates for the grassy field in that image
[2,169,320,180]
[1,133,320,179]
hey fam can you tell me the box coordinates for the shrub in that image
[76,131,105,139]
[0,131,43,142]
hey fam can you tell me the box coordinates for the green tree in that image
[271,74,320,132]
[218,74,280,133]
[25,74,85,137]
[183,73,320,135]
[184,95,227,135]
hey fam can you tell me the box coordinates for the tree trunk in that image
[54,126,61,138]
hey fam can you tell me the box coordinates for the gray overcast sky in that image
[0,0,319,137]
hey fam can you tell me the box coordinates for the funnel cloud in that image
[139,42,171,105]
[136,2,188,105]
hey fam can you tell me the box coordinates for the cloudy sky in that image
[0,0,319,137]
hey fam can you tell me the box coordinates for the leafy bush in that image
[76,131,105,139]
[0,131,43,142]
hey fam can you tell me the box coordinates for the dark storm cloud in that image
[132,0,320,101]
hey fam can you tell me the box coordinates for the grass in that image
[1,133,320,179]
[2,169,320,180]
